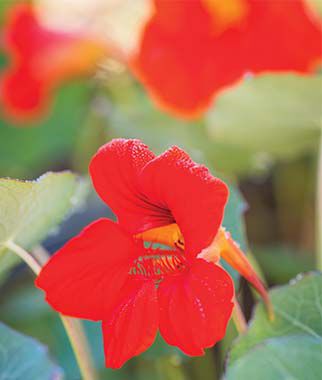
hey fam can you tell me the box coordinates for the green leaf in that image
[206,74,322,175]
[0,172,86,283]
[225,272,322,380]
[225,335,321,380]
[0,171,82,249]
[0,322,63,380]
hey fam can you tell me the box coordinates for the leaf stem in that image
[317,129,322,271]
[231,297,247,334]
[6,240,42,274]
[5,241,98,380]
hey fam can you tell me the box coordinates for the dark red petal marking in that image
[129,246,187,280]
[102,277,158,369]
[90,139,174,233]
[36,219,133,320]
[158,258,234,355]
[140,146,229,257]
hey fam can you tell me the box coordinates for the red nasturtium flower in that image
[131,0,322,118]
[0,3,107,123]
[36,139,270,368]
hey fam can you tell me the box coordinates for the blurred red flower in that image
[2,1,320,123]
[36,139,270,368]
[0,4,107,123]
[132,0,322,118]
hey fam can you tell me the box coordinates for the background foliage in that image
[0,1,321,379]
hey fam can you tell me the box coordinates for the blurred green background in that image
[0,1,321,379]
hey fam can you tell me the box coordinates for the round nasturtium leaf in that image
[0,322,63,380]
[225,272,322,380]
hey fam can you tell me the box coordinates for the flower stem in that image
[5,241,98,380]
[231,297,247,334]
[317,129,322,271]
[60,317,97,380]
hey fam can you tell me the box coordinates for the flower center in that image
[129,246,187,281]
[135,223,185,250]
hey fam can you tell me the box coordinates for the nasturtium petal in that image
[132,0,321,118]
[158,259,234,355]
[89,138,159,233]
[103,277,159,369]
[36,218,133,320]
[1,3,107,122]
[140,146,229,256]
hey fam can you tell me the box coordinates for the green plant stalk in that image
[136,356,188,380]
[317,129,322,271]
[60,316,97,380]
[5,240,98,380]
[186,349,219,380]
